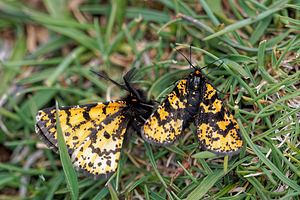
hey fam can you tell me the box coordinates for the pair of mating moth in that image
[35,59,243,178]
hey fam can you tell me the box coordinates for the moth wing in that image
[196,82,243,155]
[141,79,189,146]
[35,101,130,177]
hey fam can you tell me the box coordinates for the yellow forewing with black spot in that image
[141,67,243,156]
[36,102,131,177]
[141,79,189,145]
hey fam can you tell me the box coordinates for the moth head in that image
[188,69,203,90]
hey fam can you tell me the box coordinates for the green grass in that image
[0,0,299,199]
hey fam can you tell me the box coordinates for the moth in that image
[35,68,154,178]
[141,51,243,155]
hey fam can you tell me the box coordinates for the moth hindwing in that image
[35,68,154,178]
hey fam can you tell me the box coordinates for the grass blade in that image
[238,119,300,191]
[55,101,79,200]
[186,169,224,200]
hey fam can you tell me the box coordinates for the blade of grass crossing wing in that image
[186,169,224,200]
[55,101,79,200]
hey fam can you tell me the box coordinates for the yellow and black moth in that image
[141,53,243,156]
[35,68,154,178]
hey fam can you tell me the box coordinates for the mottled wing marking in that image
[35,101,129,176]
[72,113,129,175]
[196,83,243,155]
[141,79,189,145]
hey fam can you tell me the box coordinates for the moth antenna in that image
[189,45,193,73]
[204,60,224,76]
[139,115,146,122]
[174,47,196,70]
[189,45,192,67]
[199,56,227,71]
[203,60,227,95]
[90,70,128,91]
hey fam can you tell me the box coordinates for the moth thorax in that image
[189,75,202,90]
